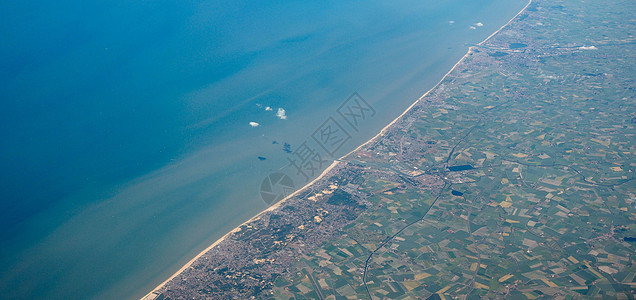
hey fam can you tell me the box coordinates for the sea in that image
[0,0,527,299]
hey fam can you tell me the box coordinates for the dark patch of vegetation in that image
[326,190,358,207]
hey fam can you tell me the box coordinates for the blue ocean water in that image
[0,0,526,299]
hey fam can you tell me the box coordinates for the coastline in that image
[141,160,340,300]
[342,0,533,161]
[141,1,532,298]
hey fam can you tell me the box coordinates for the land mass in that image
[143,0,635,298]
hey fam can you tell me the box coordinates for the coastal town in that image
[145,0,635,298]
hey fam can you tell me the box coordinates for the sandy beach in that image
[141,1,532,298]
[141,160,340,300]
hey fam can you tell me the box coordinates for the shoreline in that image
[141,160,340,300]
[141,1,532,298]
[341,0,533,160]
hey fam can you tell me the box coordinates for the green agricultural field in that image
[268,0,635,299]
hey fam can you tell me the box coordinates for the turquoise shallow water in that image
[0,0,527,299]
